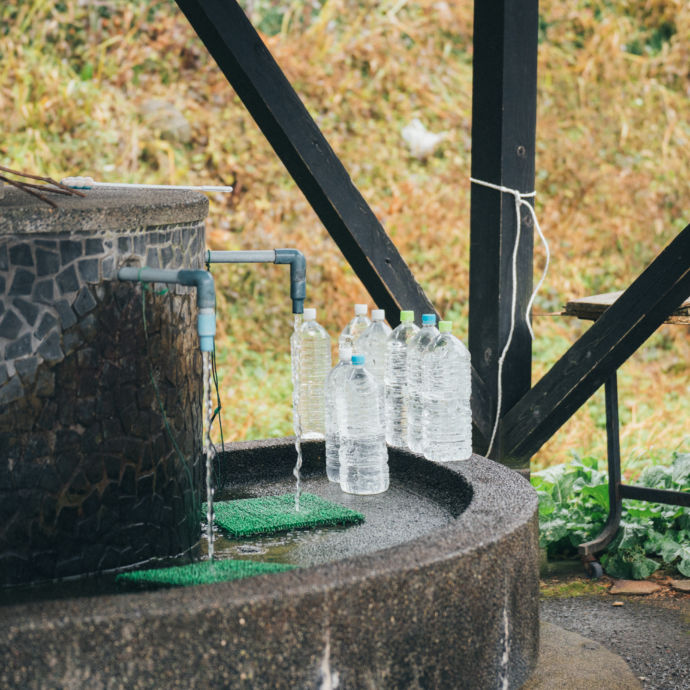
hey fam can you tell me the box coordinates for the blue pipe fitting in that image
[274,249,306,315]
[117,266,216,352]
[176,269,216,310]
[197,308,216,353]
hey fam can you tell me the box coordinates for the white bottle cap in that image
[354,304,368,315]
[371,309,385,321]
[303,308,316,320]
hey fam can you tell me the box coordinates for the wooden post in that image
[468,0,540,464]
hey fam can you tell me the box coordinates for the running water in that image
[202,351,216,560]
[290,313,303,511]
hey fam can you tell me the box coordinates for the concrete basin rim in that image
[1,452,537,628]
[0,187,209,234]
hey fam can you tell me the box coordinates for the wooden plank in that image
[172,0,495,437]
[564,291,690,324]
[468,0,540,463]
[501,223,690,467]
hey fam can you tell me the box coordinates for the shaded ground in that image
[539,565,690,690]
[524,622,642,690]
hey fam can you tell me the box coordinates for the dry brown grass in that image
[1,0,687,469]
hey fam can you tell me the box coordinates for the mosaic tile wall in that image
[0,221,206,585]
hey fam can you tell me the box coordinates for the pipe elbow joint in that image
[178,269,216,310]
[274,249,306,314]
[117,266,216,351]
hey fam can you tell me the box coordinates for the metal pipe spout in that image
[207,248,306,314]
[118,267,216,352]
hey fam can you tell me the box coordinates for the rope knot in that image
[470,177,550,456]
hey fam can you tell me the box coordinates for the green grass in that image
[540,579,609,599]
[2,0,689,469]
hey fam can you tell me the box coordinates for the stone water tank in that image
[0,187,208,585]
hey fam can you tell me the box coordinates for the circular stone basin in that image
[0,439,539,689]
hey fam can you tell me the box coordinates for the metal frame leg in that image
[578,372,624,563]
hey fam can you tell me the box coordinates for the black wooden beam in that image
[468,0,540,463]
[501,223,690,467]
[173,0,432,322]
[173,0,492,437]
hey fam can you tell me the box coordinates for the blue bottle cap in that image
[422,314,436,325]
[351,354,365,365]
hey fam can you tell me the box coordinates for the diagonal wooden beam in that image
[173,0,431,321]
[500,223,690,468]
[173,0,493,436]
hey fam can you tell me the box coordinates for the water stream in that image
[291,313,304,511]
[202,350,216,560]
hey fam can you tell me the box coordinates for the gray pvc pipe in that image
[207,250,275,263]
[117,266,216,352]
[206,248,306,314]
[118,267,215,309]
[117,266,217,351]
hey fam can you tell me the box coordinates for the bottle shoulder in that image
[328,361,351,381]
[360,322,391,344]
[436,334,470,357]
[390,322,419,338]
[409,327,439,350]
[300,320,330,338]
[346,365,378,387]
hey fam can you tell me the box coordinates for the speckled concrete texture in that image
[0,440,539,689]
[523,622,642,689]
[540,596,690,690]
[0,186,208,235]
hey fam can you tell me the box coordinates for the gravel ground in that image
[540,595,690,690]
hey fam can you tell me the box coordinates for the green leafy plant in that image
[532,452,690,579]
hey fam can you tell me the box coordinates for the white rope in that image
[470,177,550,457]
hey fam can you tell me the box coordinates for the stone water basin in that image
[0,438,539,689]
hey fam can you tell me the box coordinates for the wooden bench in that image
[562,291,690,578]
[564,291,690,324]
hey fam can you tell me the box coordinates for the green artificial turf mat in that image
[116,559,295,587]
[207,492,365,539]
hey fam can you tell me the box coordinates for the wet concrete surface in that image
[213,473,457,567]
[0,443,540,689]
[540,595,690,690]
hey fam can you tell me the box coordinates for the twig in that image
[0,175,59,209]
[0,165,86,197]
[1,178,77,196]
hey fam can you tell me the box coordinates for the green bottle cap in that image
[439,321,452,333]
[400,310,414,323]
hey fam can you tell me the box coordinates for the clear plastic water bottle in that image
[339,354,389,495]
[324,340,353,482]
[406,313,439,454]
[357,309,392,386]
[421,321,472,462]
[384,310,419,448]
[290,307,331,439]
[339,303,370,352]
